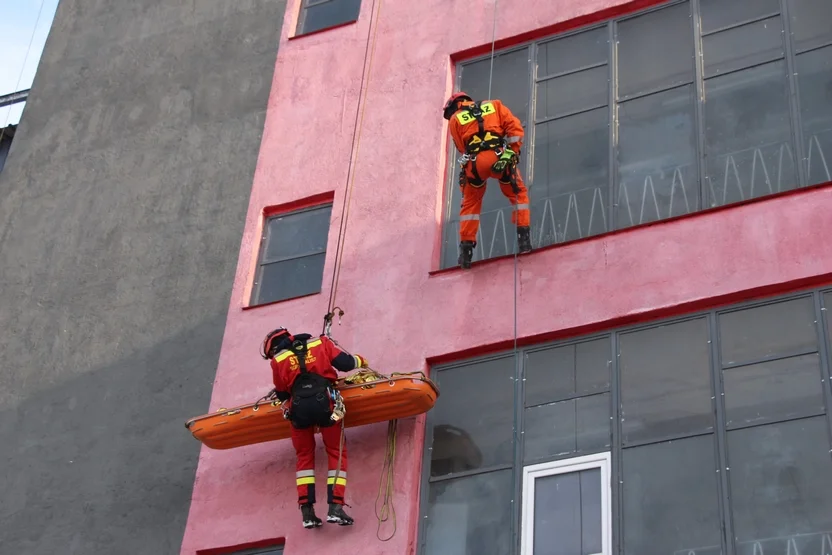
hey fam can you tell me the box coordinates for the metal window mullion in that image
[692,0,709,210]
[721,347,820,370]
[812,292,832,459]
[536,61,608,83]
[525,388,612,409]
[611,331,622,555]
[620,428,716,449]
[609,21,619,233]
[534,103,610,126]
[796,38,832,55]
[427,463,515,483]
[512,345,527,555]
[703,53,786,81]
[709,311,736,555]
[780,0,809,188]
[618,79,696,104]
[725,410,828,432]
[700,11,782,37]
[259,249,324,266]
[526,43,538,198]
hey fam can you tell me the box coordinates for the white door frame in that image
[520,452,612,555]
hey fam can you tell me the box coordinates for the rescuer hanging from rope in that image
[261,327,369,529]
[444,92,532,269]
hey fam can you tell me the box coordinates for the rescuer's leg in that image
[291,425,321,528]
[499,166,532,254]
[321,423,353,525]
[458,178,486,269]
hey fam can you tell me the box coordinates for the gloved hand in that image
[491,149,518,173]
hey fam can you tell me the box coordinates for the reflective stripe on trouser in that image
[459,150,531,243]
[290,424,348,505]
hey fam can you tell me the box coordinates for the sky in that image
[0,0,60,126]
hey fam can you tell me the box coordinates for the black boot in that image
[327,503,354,526]
[300,503,322,529]
[517,226,532,254]
[458,240,476,269]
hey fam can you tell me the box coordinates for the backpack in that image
[288,339,335,429]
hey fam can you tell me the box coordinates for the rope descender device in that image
[323,306,345,338]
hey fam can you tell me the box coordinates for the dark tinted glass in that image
[826,292,832,345]
[727,417,832,545]
[430,358,514,476]
[700,0,780,33]
[796,46,832,186]
[300,0,361,35]
[536,66,608,120]
[263,206,332,262]
[255,254,326,305]
[704,61,796,207]
[724,354,824,428]
[617,85,698,228]
[533,469,602,555]
[232,547,283,555]
[619,318,714,444]
[623,435,723,555]
[524,338,609,406]
[533,108,609,244]
[424,470,512,555]
[703,17,784,78]
[524,393,611,461]
[789,0,832,53]
[617,2,694,99]
[719,297,816,366]
[539,27,608,77]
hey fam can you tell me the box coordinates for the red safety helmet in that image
[261,327,291,359]
[443,91,473,120]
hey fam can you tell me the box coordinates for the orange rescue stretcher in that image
[185,369,439,450]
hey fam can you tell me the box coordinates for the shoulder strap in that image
[290,339,309,373]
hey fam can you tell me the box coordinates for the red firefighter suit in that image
[447,97,530,245]
[270,333,367,506]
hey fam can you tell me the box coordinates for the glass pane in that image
[700,0,780,33]
[719,297,816,366]
[789,0,832,53]
[524,338,609,406]
[797,46,832,186]
[524,393,611,461]
[443,48,531,269]
[430,358,514,476]
[827,292,832,345]
[617,2,694,100]
[704,61,796,207]
[533,469,602,555]
[703,17,784,78]
[617,85,698,228]
[300,0,361,35]
[532,108,609,247]
[539,27,608,77]
[724,354,824,428]
[619,318,713,445]
[254,254,325,305]
[424,470,512,555]
[623,435,723,555]
[536,66,608,120]
[263,206,332,262]
[728,417,832,545]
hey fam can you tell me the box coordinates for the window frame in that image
[249,202,333,307]
[295,0,361,37]
[520,452,613,555]
[419,286,832,555]
[440,0,831,269]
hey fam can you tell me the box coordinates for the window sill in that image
[288,19,358,41]
[242,291,321,311]
[428,179,832,277]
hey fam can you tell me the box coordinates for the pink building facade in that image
[181,0,832,553]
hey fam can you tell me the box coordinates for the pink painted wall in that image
[180,0,832,553]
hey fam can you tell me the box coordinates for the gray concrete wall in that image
[0,1,286,553]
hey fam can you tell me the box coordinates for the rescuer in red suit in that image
[261,327,368,529]
[444,91,532,269]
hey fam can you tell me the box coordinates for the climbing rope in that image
[324,0,384,322]
[375,419,397,541]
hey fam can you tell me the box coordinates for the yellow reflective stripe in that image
[296,477,316,485]
[274,350,293,362]
[307,339,322,348]
[327,477,347,486]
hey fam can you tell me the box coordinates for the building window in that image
[521,453,612,555]
[250,204,332,306]
[441,0,832,268]
[229,548,283,555]
[418,288,832,554]
[296,0,361,36]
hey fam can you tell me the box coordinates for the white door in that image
[521,452,612,555]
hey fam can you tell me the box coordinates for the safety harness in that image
[457,101,519,193]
